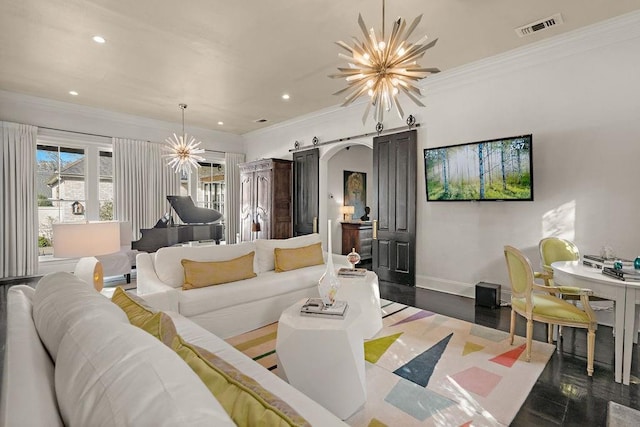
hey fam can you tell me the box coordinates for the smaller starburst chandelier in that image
[164,103,205,175]
[330,0,440,125]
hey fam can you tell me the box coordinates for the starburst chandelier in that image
[330,0,440,125]
[165,103,205,175]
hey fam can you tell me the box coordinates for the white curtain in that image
[224,152,245,244]
[113,138,179,239]
[1,121,38,278]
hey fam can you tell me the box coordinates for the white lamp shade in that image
[53,222,121,258]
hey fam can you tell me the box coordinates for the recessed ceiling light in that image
[282,94,290,100]
[92,35,106,44]
[69,91,78,96]
[217,121,224,126]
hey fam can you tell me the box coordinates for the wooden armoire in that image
[239,158,293,241]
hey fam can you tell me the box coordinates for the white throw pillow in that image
[255,233,321,273]
[55,319,234,426]
[32,272,128,361]
[154,242,258,288]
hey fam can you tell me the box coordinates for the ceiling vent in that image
[515,13,563,37]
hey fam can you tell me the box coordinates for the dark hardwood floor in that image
[1,277,639,425]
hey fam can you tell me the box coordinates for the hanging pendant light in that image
[165,103,205,175]
[330,0,440,125]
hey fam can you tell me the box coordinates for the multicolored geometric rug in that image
[226,300,555,426]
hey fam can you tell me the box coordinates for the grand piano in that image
[132,196,224,253]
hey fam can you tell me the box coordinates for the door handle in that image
[373,219,377,240]
[313,216,318,233]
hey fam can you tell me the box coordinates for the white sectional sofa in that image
[1,272,347,426]
[136,233,350,338]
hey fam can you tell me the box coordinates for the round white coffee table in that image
[276,300,365,420]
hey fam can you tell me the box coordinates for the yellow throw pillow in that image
[111,286,156,327]
[182,252,257,290]
[172,335,310,427]
[274,242,324,272]
[139,312,178,348]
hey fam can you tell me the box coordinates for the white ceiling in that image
[1,0,640,135]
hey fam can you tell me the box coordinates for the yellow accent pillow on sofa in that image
[273,242,324,272]
[111,286,156,327]
[182,252,257,290]
[139,311,178,348]
[172,335,310,427]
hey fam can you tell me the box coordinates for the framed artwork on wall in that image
[343,170,366,220]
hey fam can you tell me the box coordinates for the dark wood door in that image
[293,149,319,236]
[372,130,417,285]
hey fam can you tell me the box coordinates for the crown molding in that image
[246,9,640,139]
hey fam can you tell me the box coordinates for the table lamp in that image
[53,221,121,291]
[341,205,355,221]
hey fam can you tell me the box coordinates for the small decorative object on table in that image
[338,267,367,277]
[635,256,640,270]
[346,247,361,269]
[300,298,349,319]
[318,219,340,306]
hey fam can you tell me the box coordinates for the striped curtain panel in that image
[224,152,245,244]
[0,121,38,278]
[113,138,179,240]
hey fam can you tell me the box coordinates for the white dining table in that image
[552,260,640,385]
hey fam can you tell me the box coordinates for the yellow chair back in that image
[539,237,579,274]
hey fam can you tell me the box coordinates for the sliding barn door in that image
[293,149,319,236]
[372,130,417,285]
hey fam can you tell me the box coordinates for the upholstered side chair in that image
[504,245,598,376]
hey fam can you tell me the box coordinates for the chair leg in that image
[587,328,595,376]
[547,323,553,344]
[126,273,131,284]
[526,319,533,362]
[510,310,516,345]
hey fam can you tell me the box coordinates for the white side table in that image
[276,301,365,420]
[337,271,382,339]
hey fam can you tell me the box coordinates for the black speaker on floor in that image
[475,282,501,309]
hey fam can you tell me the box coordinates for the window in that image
[197,162,225,214]
[37,145,86,255]
[36,135,113,257]
[99,151,114,220]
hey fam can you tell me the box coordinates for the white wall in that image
[243,11,640,296]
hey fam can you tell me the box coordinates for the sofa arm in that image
[137,288,179,312]
[136,252,180,312]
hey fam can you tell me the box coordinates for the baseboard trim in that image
[415,275,475,299]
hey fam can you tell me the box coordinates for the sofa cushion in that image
[55,318,234,426]
[172,335,310,427]
[32,272,129,361]
[154,242,257,288]
[179,264,326,317]
[274,242,324,272]
[182,252,257,290]
[255,234,321,273]
[112,286,157,327]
